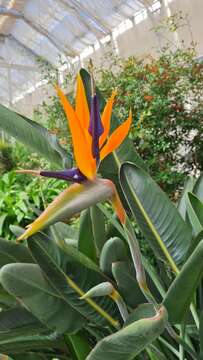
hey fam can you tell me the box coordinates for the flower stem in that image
[122,217,158,307]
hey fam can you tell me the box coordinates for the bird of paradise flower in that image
[17,71,132,241]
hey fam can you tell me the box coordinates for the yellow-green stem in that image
[64,273,120,329]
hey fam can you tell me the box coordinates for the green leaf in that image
[120,162,192,269]
[90,206,106,253]
[124,303,156,326]
[0,307,47,340]
[186,230,203,258]
[98,205,166,299]
[97,204,125,239]
[199,311,203,359]
[163,240,203,324]
[9,225,25,238]
[0,214,7,236]
[86,306,168,360]
[100,237,128,277]
[27,233,119,328]
[49,222,78,242]
[112,262,161,308]
[0,238,33,267]
[112,261,145,308]
[193,172,203,201]
[0,104,70,167]
[9,353,63,360]
[178,176,195,220]
[56,241,100,273]
[65,334,91,360]
[187,193,203,236]
[0,286,17,309]
[78,209,97,262]
[147,344,168,360]
[0,263,83,333]
[0,333,66,355]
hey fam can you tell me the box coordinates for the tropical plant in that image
[0,141,14,174]
[0,69,203,360]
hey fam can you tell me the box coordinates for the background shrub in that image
[97,46,203,197]
[0,141,14,174]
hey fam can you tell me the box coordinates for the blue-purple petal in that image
[40,168,87,183]
[89,95,104,163]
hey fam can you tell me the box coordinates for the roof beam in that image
[0,7,22,18]
[8,34,40,60]
[68,0,111,34]
[21,15,79,57]
[9,34,57,65]
[0,72,29,92]
[59,0,105,39]
[0,7,79,57]
[0,61,40,71]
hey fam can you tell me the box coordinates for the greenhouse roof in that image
[0,0,153,106]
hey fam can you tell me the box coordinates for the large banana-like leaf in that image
[49,222,78,243]
[78,209,97,262]
[27,233,120,328]
[9,354,65,360]
[65,334,91,360]
[0,332,66,356]
[177,176,195,220]
[90,206,106,254]
[55,239,99,273]
[163,240,203,324]
[112,261,161,308]
[186,230,203,259]
[0,307,47,340]
[120,162,192,269]
[0,104,70,167]
[112,261,145,308]
[86,306,167,360]
[0,238,33,267]
[0,284,17,309]
[187,193,203,236]
[0,263,84,333]
[200,311,203,359]
[193,172,203,201]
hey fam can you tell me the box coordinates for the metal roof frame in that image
[0,0,158,108]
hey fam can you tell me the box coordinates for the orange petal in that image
[103,179,126,224]
[56,85,96,179]
[100,110,132,160]
[99,91,116,148]
[111,192,126,225]
[76,74,90,131]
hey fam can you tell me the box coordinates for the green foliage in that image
[0,141,14,174]
[0,171,65,239]
[97,47,203,196]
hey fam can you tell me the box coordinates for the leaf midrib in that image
[123,170,179,274]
